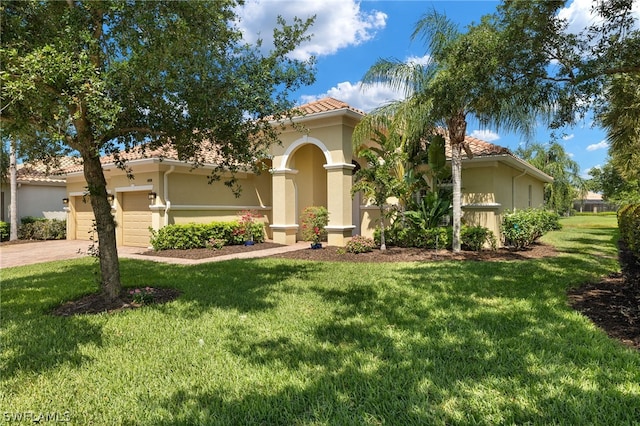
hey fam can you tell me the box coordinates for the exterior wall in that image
[270,112,359,246]
[65,162,273,246]
[461,160,547,246]
[0,182,66,222]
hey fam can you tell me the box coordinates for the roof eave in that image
[270,108,364,126]
[462,154,554,183]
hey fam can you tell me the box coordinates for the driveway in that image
[0,239,308,268]
[0,240,145,269]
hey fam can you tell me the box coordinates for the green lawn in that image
[1,216,638,425]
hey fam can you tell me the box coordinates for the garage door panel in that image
[74,197,95,241]
[122,193,151,247]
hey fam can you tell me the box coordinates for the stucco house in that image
[1,159,76,223]
[63,97,551,248]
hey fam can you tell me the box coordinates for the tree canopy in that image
[1,0,316,300]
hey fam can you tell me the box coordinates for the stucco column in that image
[324,163,356,247]
[270,168,299,245]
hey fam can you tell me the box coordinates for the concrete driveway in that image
[0,240,145,269]
[0,239,308,268]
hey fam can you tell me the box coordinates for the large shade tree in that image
[491,0,639,178]
[1,1,315,301]
[360,11,545,251]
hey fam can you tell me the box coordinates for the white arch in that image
[277,135,333,170]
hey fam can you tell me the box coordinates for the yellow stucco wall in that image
[269,112,359,246]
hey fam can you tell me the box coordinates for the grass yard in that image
[1,216,639,425]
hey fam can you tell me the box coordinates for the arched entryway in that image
[270,135,356,246]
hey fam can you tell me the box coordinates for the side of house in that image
[1,162,71,224]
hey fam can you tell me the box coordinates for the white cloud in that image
[236,0,387,60]
[558,0,602,34]
[558,0,640,34]
[470,129,500,142]
[586,140,609,151]
[406,55,431,66]
[301,81,404,112]
[562,133,575,140]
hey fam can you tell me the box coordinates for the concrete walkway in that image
[0,240,309,269]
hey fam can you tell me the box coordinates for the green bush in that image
[18,219,66,240]
[0,221,9,241]
[501,208,561,250]
[346,235,376,253]
[300,206,329,243]
[149,221,264,251]
[461,225,497,251]
[618,204,640,256]
[20,216,47,225]
[374,225,452,249]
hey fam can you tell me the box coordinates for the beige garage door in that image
[122,192,152,247]
[74,196,96,241]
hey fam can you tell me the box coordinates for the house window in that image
[528,185,532,207]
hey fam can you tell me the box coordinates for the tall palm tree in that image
[361,11,546,251]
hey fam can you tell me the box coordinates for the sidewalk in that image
[0,240,308,269]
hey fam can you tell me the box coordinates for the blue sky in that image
[237,0,639,177]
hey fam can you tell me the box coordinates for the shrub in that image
[346,235,376,253]
[20,216,47,225]
[18,219,66,240]
[0,221,9,241]
[618,204,640,256]
[206,237,226,250]
[617,204,640,287]
[300,206,329,243]
[502,208,561,250]
[149,221,264,251]
[374,225,452,249]
[237,210,262,242]
[461,225,497,251]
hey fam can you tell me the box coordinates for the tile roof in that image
[63,144,224,174]
[295,97,366,116]
[14,157,80,183]
[60,98,527,174]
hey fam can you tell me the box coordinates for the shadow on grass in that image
[146,252,638,424]
[1,258,318,379]
[1,261,104,377]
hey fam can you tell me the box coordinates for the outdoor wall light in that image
[107,194,115,203]
[62,197,69,205]
[148,192,157,201]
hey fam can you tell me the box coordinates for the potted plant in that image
[300,206,329,249]
[237,210,261,246]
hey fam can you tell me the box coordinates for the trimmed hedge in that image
[149,221,264,251]
[18,219,66,240]
[501,208,561,250]
[617,204,640,287]
[374,226,453,250]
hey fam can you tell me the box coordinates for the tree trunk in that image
[447,112,467,253]
[82,150,121,301]
[9,141,18,241]
[379,205,386,251]
[451,143,462,252]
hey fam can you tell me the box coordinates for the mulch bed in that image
[49,241,639,351]
[52,287,181,316]
[568,273,639,350]
[139,242,287,259]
